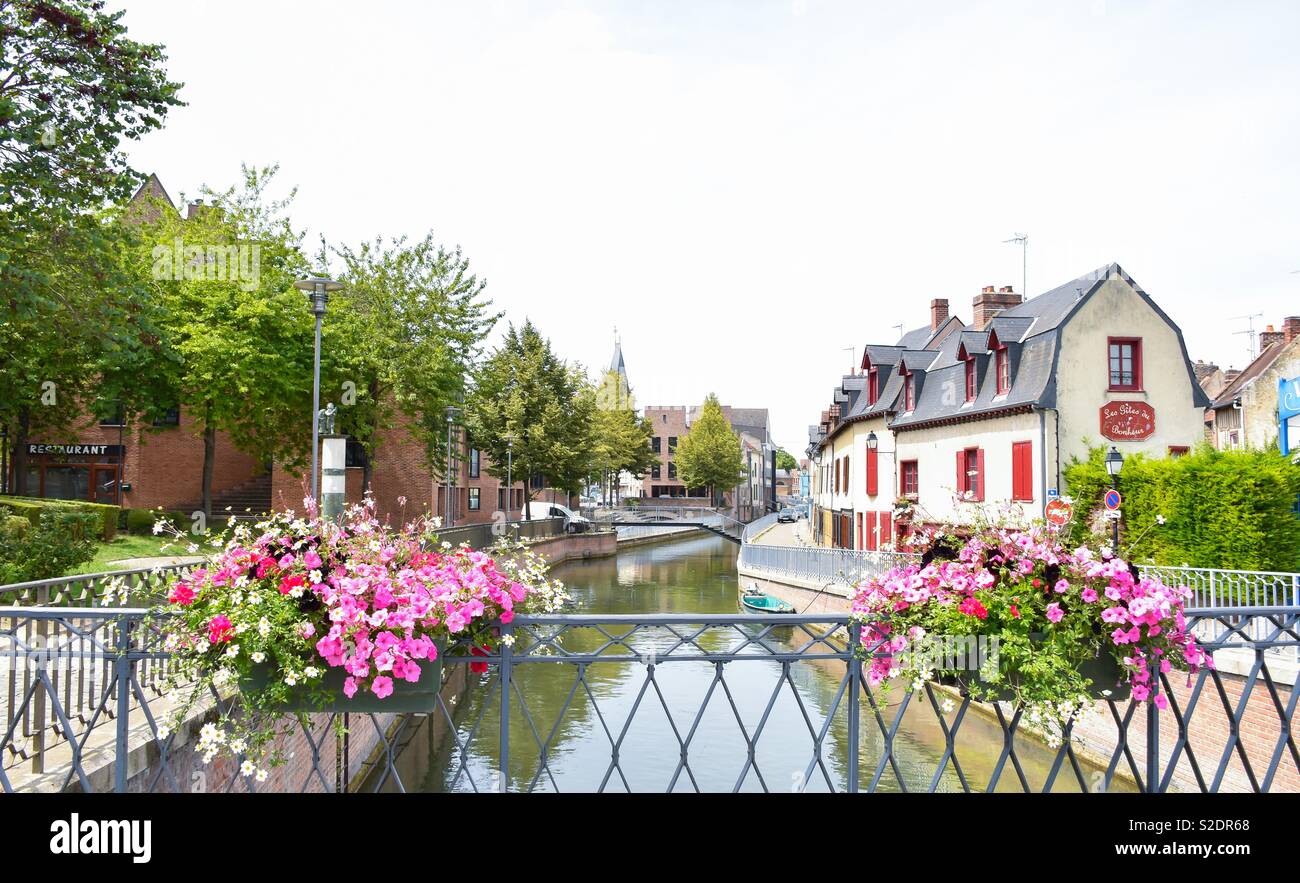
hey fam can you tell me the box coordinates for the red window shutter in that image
[974,449,985,501]
[956,449,966,495]
[880,512,892,547]
[866,446,879,497]
[1011,441,1032,501]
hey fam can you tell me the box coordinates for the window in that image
[651,464,661,479]
[957,448,984,501]
[900,460,919,498]
[995,346,1009,395]
[668,436,677,453]
[468,488,480,511]
[468,447,480,478]
[904,374,915,412]
[1108,337,1142,391]
[152,406,180,427]
[1168,445,1190,459]
[964,358,977,402]
[668,462,677,479]
[865,444,879,497]
[652,436,661,453]
[868,368,879,405]
[97,401,125,427]
[1011,441,1033,502]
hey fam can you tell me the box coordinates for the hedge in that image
[1063,444,1300,572]
[0,509,100,584]
[0,496,119,541]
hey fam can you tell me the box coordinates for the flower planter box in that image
[240,651,444,714]
[939,646,1131,704]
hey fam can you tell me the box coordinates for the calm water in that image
[383,533,1128,792]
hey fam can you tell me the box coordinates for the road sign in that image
[1104,489,1122,510]
[1105,509,1122,521]
[1047,488,1059,499]
[1045,499,1073,527]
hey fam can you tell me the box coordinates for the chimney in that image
[186,198,206,220]
[1284,316,1300,343]
[1223,367,1242,386]
[972,285,1024,331]
[1260,324,1285,351]
[930,298,949,332]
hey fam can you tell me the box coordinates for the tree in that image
[589,374,656,504]
[323,233,497,490]
[776,449,798,472]
[675,394,744,507]
[0,0,183,219]
[138,165,313,515]
[463,321,597,505]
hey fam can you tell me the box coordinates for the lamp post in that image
[294,275,344,509]
[1104,445,1124,550]
[444,405,462,527]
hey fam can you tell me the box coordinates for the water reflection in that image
[382,535,1133,793]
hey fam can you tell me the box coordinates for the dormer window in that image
[868,367,879,405]
[904,372,916,411]
[994,342,1010,395]
[964,357,977,402]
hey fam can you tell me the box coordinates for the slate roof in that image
[1210,340,1295,410]
[814,263,1211,445]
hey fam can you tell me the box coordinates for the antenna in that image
[892,322,905,341]
[1231,313,1264,362]
[1003,232,1028,296]
[844,346,855,375]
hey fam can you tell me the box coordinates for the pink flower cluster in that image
[166,501,535,701]
[852,525,1212,700]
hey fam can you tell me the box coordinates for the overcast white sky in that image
[114,0,1300,455]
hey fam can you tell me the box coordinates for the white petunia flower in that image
[240,760,255,777]
[251,651,266,663]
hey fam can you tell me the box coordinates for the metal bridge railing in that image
[0,563,199,609]
[6,606,1298,793]
[738,542,917,587]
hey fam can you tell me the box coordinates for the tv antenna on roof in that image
[1003,233,1028,297]
[1231,312,1264,362]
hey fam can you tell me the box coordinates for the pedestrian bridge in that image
[589,505,747,543]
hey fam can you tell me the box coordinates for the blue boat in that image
[740,586,796,614]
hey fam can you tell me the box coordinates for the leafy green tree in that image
[0,0,183,222]
[776,449,798,472]
[463,321,597,505]
[675,394,744,506]
[589,375,656,504]
[322,233,497,490]
[138,165,313,515]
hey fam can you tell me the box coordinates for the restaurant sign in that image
[27,444,125,458]
[1099,401,1155,442]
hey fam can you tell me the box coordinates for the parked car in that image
[777,508,798,524]
[522,501,593,533]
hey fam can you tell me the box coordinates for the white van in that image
[522,501,592,532]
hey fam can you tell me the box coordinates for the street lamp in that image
[294,275,344,509]
[1104,445,1124,549]
[445,405,462,528]
[866,431,878,450]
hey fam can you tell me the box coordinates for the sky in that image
[112,0,1300,455]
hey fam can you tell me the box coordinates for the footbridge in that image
[589,505,748,544]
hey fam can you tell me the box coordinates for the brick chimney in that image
[1260,324,1285,351]
[930,298,949,332]
[1285,316,1300,343]
[1223,367,1242,386]
[972,285,1023,331]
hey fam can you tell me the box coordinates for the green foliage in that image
[463,320,597,499]
[775,449,799,472]
[323,232,498,478]
[136,164,313,513]
[1063,444,1300,571]
[675,394,744,504]
[0,496,118,540]
[0,509,100,583]
[589,370,657,502]
[0,0,183,221]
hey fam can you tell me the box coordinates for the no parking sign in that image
[1104,489,1122,510]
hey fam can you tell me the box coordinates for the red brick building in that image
[640,403,775,518]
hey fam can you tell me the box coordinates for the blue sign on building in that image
[1279,376,1300,457]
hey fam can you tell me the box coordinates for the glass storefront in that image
[12,445,125,504]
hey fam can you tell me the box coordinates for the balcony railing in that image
[3,607,1297,793]
[738,541,917,587]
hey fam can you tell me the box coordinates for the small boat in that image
[740,586,796,614]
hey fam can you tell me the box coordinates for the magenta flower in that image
[1045,603,1064,624]
[371,676,394,699]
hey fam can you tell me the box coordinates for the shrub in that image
[1064,444,1300,571]
[0,496,119,541]
[0,510,101,583]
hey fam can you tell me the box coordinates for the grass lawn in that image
[68,532,205,575]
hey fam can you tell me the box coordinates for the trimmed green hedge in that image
[0,496,119,541]
[0,509,100,584]
[1063,444,1300,572]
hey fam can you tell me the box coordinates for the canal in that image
[382,533,1132,792]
